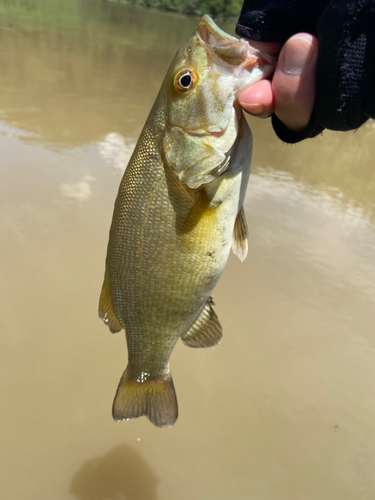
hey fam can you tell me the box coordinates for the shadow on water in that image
[70,444,159,500]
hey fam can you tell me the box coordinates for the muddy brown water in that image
[1,2,375,499]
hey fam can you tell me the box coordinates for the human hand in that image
[240,33,318,133]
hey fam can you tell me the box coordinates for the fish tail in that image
[112,368,178,428]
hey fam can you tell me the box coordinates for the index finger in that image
[238,41,281,118]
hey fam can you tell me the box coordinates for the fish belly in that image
[105,136,246,372]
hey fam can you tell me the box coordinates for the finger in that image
[246,40,282,56]
[238,40,281,118]
[272,33,318,132]
[239,79,274,118]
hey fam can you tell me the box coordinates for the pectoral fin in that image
[181,298,222,348]
[231,206,248,262]
[99,277,122,333]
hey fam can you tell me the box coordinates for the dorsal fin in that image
[99,277,123,333]
[231,206,248,262]
[181,298,222,348]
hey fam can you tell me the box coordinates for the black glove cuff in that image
[271,113,325,144]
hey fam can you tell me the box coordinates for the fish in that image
[99,15,275,428]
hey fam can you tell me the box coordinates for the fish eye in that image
[174,69,196,92]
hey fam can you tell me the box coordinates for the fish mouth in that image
[198,15,238,46]
[197,15,275,77]
[198,15,249,67]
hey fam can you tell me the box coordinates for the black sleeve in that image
[315,0,375,131]
[236,0,375,142]
[236,0,331,42]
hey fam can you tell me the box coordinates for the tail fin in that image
[112,368,178,428]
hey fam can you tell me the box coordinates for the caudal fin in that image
[112,368,178,428]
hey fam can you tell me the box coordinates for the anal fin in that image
[231,206,248,262]
[99,277,122,333]
[181,298,222,348]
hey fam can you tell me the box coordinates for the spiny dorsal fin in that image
[99,277,123,333]
[181,298,222,348]
[231,206,248,262]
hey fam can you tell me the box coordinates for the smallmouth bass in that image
[99,15,275,427]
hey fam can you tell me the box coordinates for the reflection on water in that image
[98,133,134,172]
[249,167,375,302]
[0,0,201,147]
[71,444,159,500]
[252,117,375,224]
[1,1,375,500]
[61,174,96,202]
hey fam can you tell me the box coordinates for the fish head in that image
[162,15,275,188]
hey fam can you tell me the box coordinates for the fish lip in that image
[167,122,230,138]
[197,14,238,45]
[196,15,276,81]
[166,124,228,137]
[166,94,234,137]
[243,49,277,79]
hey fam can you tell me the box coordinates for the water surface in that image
[1,2,375,499]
